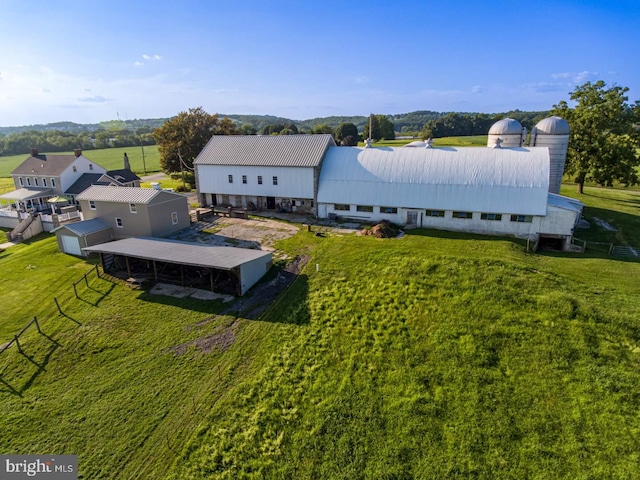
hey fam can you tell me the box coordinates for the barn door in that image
[406,211,418,226]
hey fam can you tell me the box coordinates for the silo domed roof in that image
[534,116,570,135]
[488,118,523,135]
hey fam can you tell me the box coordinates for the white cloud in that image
[551,71,599,83]
[471,85,483,94]
[134,61,144,67]
[142,54,162,61]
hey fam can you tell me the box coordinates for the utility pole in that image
[140,140,147,175]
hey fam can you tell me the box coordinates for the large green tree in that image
[335,122,359,145]
[152,107,240,172]
[552,81,640,194]
[362,114,395,141]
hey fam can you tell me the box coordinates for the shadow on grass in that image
[0,341,59,397]
[577,206,640,246]
[76,283,116,307]
[404,227,528,247]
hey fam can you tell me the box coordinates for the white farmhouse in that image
[193,134,336,214]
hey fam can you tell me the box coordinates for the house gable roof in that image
[76,185,184,204]
[193,134,336,168]
[65,173,112,195]
[12,154,84,176]
[107,169,140,183]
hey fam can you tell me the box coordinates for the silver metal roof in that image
[317,146,551,215]
[83,237,271,270]
[547,193,583,213]
[76,185,182,204]
[193,134,336,167]
[488,118,523,135]
[58,218,111,236]
[0,188,53,201]
[534,116,570,135]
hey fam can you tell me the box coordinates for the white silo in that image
[530,116,570,194]
[487,118,525,148]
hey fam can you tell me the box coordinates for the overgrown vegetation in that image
[1,189,639,479]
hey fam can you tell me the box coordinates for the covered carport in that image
[83,237,273,296]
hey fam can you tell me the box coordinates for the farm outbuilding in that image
[53,218,112,256]
[83,237,272,296]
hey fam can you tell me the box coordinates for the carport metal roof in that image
[82,237,270,270]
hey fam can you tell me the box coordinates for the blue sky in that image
[0,0,638,126]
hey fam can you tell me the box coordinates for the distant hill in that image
[0,110,550,137]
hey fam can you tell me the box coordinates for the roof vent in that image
[492,137,503,149]
[425,138,433,149]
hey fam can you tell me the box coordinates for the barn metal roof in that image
[76,185,183,204]
[83,237,271,270]
[56,218,111,236]
[317,146,551,216]
[193,134,336,168]
[547,193,583,213]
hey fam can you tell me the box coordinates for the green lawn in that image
[0,146,161,178]
[0,177,15,195]
[1,190,639,479]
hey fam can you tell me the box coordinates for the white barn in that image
[194,134,335,214]
[316,145,582,248]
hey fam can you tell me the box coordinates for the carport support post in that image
[125,256,131,278]
[210,269,214,292]
[153,261,158,282]
[99,253,106,273]
[180,265,184,287]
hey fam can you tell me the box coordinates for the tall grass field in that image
[0,186,638,478]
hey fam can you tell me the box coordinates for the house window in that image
[228,175,233,183]
[129,203,137,214]
[426,209,445,217]
[334,204,350,211]
[115,217,123,228]
[357,205,373,212]
[43,178,47,187]
[380,206,398,214]
[257,175,263,185]
[481,213,502,221]
[171,212,178,225]
[73,166,77,172]
[18,177,24,186]
[242,175,247,184]
[453,211,473,219]
[273,176,278,185]
[34,178,39,186]
[510,214,533,223]
[89,200,96,210]
[51,178,56,187]
[26,178,31,186]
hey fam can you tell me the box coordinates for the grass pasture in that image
[0,145,161,178]
[1,190,639,479]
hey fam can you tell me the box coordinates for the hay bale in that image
[360,220,399,238]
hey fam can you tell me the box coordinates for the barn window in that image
[257,176,263,185]
[115,217,123,228]
[426,209,445,217]
[453,211,473,219]
[171,212,178,225]
[481,213,502,221]
[129,203,137,214]
[380,206,397,214]
[242,175,247,184]
[273,176,278,185]
[334,204,350,211]
[510,214,533,223]
[89,200,96,210]
[228,175,233,184]
[357,205,373,212]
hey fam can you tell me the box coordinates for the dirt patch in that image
[360,221,400,238]
[169,319,239,355]
[149,283,234,302]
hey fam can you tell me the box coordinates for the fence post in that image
[54,297,63,315]
[84,273,89,288]
[609,243,613,255]
[14,335,22,354]
[95,264,101,278]
[33,316,41,333]
[73,282,78,299]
